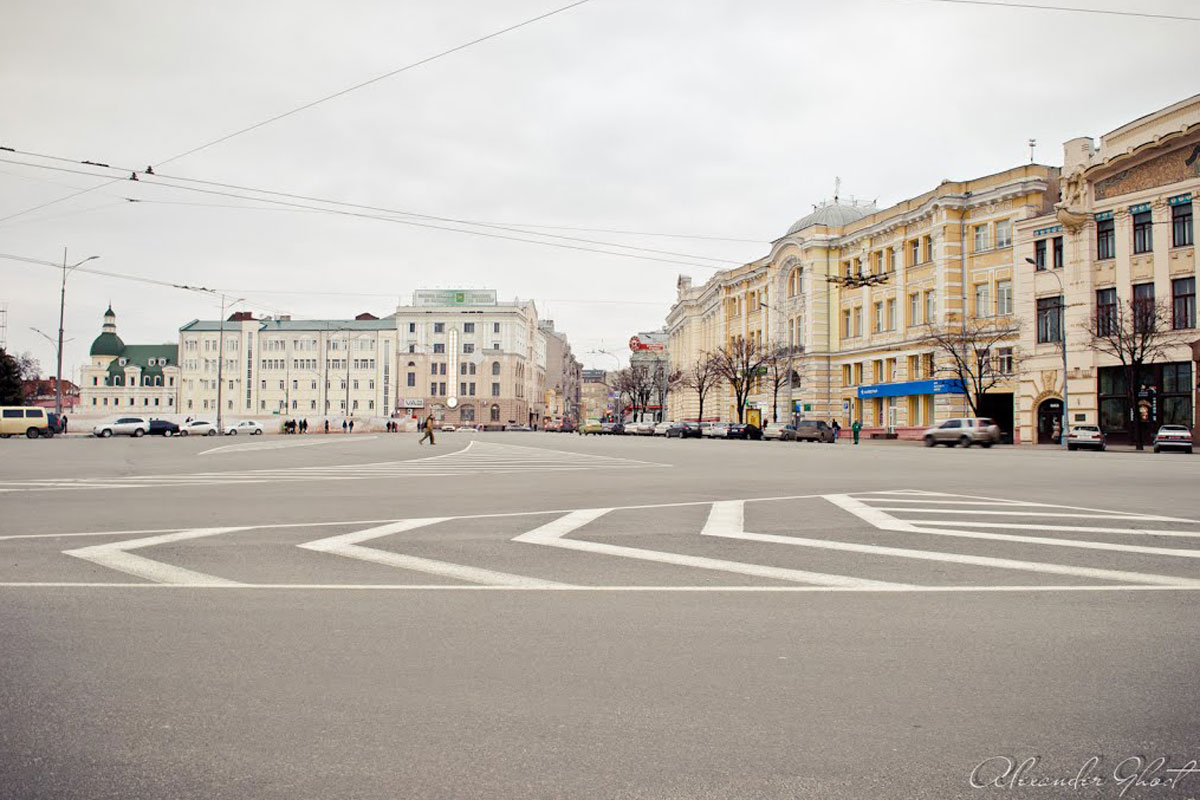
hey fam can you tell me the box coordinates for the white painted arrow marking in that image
[513,508,912,589]
[64,528,248,585]
[298,518,570,588]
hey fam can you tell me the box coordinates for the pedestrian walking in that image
[61,415,68,434]
[342,419,348,433]
[419,414,436,446]
[851,419,862,445]
[324,419,330,434]
[831,419,841,442]
[349,419,354,434]
[301,418,308,434]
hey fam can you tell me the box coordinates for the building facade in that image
[177,289,549,428]
[580,368,615,422]
[1014,94,1199,445]
[79,306,181,415]
[539,320,582,427]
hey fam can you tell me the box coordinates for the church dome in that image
[89,331,125,356]
[785,202,874,236]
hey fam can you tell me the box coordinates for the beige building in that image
[668,166,1059,439]
[177,290,549,428]
[80,306,181,416]
[1014,95,1199,445]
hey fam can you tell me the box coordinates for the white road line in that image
[872,508,1190,520]
[862,492,1199,521]
[513,508,913,589]
[909,521,1200,538]
[298,519,570,588]
[64,528,247,585]
[1,582,1198,593]
[823,495,1200,587]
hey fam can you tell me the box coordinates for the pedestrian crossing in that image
[0,441,664,492]
[3,490,1198,591]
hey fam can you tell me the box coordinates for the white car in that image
[703,422,730,438]
[441,424,457,432]
[626,420,655,435]
[1153,424,1193,454]
[181,420,218,436]
[92,416,150,438]
[224,420,264,436]
[653,421,674,436]
[1067,425,1105,451]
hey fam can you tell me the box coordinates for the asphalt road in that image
[1,432,1197,799]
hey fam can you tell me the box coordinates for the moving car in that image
[0,406,56,439]
[148,419,181,437]
[92,416,151,438]
[181,420,218,436]
[1067,424,1106,451]
[224,420,264,436]
[726,423,762,440]
[762,422,797,441]
[1153,424,1193,454]
[922,418,1000,448]
[794,420,835,443]
[579,421,604,436]
[702,422,729,438]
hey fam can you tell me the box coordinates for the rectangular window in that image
[873,302,883,333]
[433,343,445,354]
[431,363,438,375]
[1096,288,1117,336]
[908,293,920,326]
[1053,236,1063,269]
[1132,211,1153,254]
[924,236,933,263]
[973,225,988,252]
[1172,277,1195,330]
[996,280,1013,315]
[886,247,895,272]
[853,363,863,385]
[493,322,501,334]
[1034,239,1046,270]
[841,365,852,386]
[841,309,851,338]
[1174,203,1194,247]
[463,343,475,354]
[408,322,416,333]
[852,307,862,338]
[974,284,990,318]
[439,382,446,396]
[434,322,445,333]
[924,290,935,324]
[910,239,920,266]
[463,322,475,333]
[430,382,438,396]
[1037,296,1063,343]
[491,382,501,397]
[1097,218,1115,260]
[1133,282,1155,333]
[994,347,1014,375]
[995,220,1012,248]
[886,298,896,330]
[460,382,467,396]
[407,372,415,387]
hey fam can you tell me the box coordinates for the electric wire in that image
[916,0,1200,22]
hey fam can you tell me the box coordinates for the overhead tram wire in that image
[913,0,1200,22]
[0,156,735,271]
[0,1,597,225]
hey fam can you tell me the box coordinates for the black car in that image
[666,421,701,439]
[148,419,181,437]
[726,423,763,440]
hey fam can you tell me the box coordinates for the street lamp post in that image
[1026,258,1068,447]
[54,249,99,416]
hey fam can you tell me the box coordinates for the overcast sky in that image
[2,0,1198,377]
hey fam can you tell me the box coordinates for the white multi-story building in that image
[177,289,548,428]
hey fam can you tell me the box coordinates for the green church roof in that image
[89,331,125,357]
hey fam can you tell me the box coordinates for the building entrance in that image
[1037,398,1063,444]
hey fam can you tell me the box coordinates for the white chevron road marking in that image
[64,527,248,585]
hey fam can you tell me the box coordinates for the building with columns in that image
[1014,94,1199,445]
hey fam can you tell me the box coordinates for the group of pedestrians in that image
[829,419,863,444]
[283,419,309,434]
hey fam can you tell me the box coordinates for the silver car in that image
[1153,424,1193,454]
[92,416,151,438]
[922,418,1000,448]
[181,420,218,436]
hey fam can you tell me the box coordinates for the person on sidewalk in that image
[349,419,354,434]
[851,419,862,445]
[419,414,436,445]
[324,419,330,434]
[831,419,841,442]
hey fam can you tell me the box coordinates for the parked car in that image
[727,423,763,440]
[666,421,702,439]
[922,417,1000,448]
[441,424,457,432]
[607,422,625,435]
[653,421,674,436]
[1153,424,1193,454]
[763,422,797,441]
[703,422,730,438]
[626,420,655,435]
[579,421,605,436]
[1067,424,1106,451]
[559,422,577,434]
[504,424,532,431]
[0,406,56,438]
[148,419,181,437]
[224,420,264,436]
[794,420,835,443]
[92,416,151,438]
[180,420,219,436]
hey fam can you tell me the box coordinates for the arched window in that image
[491,361,501,376]
[788,268,804,297]
[407,361,416,367]
[490,404,500,422]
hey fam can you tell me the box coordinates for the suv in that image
[794,420,835,443]
[923,418,1000,448]
[92,416,151,438]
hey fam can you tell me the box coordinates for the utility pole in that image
[214,294,245,433]
[345,328,351,423]
[55,249,99,415]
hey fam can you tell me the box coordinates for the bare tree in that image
[1086,298,1180,450]
[922,319,1021,417]
[652,362,682,422]
[764,346,801,423]
[680,354,721,423]
[611,364,655,421]
[14,351,41,383]
[710,336,768,423]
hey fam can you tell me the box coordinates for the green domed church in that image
[79,306,180,415]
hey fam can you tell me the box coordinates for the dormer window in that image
[119,358,127,366]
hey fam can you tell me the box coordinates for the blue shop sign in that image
[857,378,966,399]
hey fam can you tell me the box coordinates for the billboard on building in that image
[412,289,497,307]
